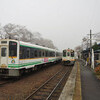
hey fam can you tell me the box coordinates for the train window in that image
[47,51,49,57]
[56,52,59,57]
[31,51,34,58]
[19,46,23,59]
[20,46,26,59]
[46,51,49,57]
[1,41,7,44]
[52,52,53,57]
[48,51,50,57]
[30,48,34,58]
[67,52,70,56]
[34,50,38,57]
[45,51,48,57]
[42,51,45,57]
[71,52,74,57]
[50,52,52,57]
[50,52,54,57]
[39,51,41,57]
[9,41,17,56]
[1,48,7,57]
[26,48,30,58]
[63,51,66,57]
[53,52,55,57]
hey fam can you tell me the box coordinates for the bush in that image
[95,66,100,75]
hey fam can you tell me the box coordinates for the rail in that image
[25,66,72,100]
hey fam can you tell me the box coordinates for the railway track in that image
[25,66,72,100]
[0,78,18,86]
[0,80,11,86]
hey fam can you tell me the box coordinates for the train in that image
[62,48,75,65]
[0,39,62,77]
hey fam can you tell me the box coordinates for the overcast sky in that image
[0,0,100,51]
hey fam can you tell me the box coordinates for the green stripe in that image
[8,59,56,68]
[8,61,42,68]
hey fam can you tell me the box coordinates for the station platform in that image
[80,60,100,100]
[59,60,100,100]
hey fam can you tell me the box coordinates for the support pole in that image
[90,30,92,67]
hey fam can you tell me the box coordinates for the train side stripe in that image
[8,59,56,68]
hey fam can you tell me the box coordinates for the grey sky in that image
[0,0,100,51]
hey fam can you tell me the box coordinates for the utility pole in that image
[87,29,95,68]
[90,29,92,66]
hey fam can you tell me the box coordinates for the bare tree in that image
[42,39,57,49]
[3,23,17,38]
[33,32,42,39]
[75,45,82,58]
[82,37,90,49]
[3,23,33,41]
[0,24,2,39]
[93,32,100,42]
[1,23,57,49]
[0,24,5,39]
[75,45,82,52]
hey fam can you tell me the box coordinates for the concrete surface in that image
[58,62,77,100]
[80,61,100,100]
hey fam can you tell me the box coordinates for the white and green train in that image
[0,39,61,77]
[62,48,75,65]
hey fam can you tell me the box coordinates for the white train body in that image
[62,48,75,65]
[0,39,61,77]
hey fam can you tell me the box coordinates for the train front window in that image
[63,51,66,57]
[9,41,17,56]
[1,48,7,57]
[67,52,70,56]
[71,52,74,57]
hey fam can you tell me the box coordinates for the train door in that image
[0,46,8,68]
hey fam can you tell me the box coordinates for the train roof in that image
[0,39,59,52]
[19,41,58,52]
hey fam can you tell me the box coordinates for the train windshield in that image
[67,52,70,56]
[9,41,17,56]
[63,50,66,57]
[71,52,74,57]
